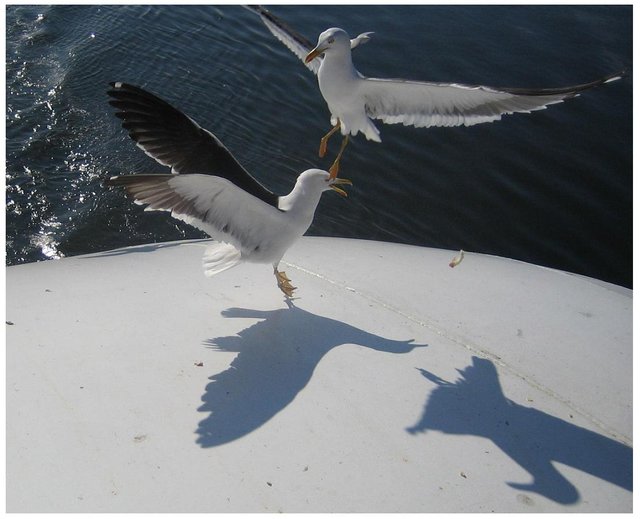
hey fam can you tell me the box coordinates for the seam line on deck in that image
[283,260,632,447]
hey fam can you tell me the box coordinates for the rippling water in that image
[5,5,632,287]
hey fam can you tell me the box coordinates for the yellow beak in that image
[305,46,325,64]
[329,177,353,197]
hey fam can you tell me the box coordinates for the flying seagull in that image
[247,5,624,178]
[104,82,351,297]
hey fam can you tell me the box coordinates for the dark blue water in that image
[6,5,632,287]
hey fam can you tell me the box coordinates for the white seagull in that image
[105,82,351,297]
[248,5,624,178]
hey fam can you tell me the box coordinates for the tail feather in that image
[202,242,242,277]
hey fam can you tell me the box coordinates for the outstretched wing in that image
[245,5,320,74]
[361,70,624,128]
[105,174,285,257]
[107,82,279,207]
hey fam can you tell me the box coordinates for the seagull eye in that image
[327,37,335,44]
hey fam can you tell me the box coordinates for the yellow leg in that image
[319,122,341,158]
[274,267,296,298]
[328,135,350,180]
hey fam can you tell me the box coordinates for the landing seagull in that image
[248,5,624,178]
[104,82,351,297]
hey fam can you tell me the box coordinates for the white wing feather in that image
[361,78,571,128]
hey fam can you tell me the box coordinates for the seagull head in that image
[305,28,351,63]
[280,169,352,214]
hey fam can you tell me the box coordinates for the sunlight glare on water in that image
[5,4,632,287]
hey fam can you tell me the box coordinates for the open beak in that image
[329,177,352,198]
[304,46,325,64]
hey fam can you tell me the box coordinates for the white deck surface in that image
[6,237,632,512]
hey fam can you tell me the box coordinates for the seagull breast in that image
[317,42,382,141]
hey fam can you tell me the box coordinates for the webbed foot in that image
[275,269,296,298]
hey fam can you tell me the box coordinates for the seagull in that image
[248,5,624,178]
[104,82,351,298]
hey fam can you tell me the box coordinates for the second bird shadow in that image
[406,356,632,504]
[196,304,427,448]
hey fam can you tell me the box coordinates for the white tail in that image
[202,242,242,277]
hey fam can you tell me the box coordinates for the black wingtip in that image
[104,81,279,206]
[245,3,315,52]
[499,69,628,97]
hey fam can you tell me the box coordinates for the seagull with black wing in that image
[248,5,624,179]
[105,82,351,298]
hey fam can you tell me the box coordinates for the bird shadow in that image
[406,356,632,504]
[196,303,428,448]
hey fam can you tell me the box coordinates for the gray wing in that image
[361,71,624,128]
